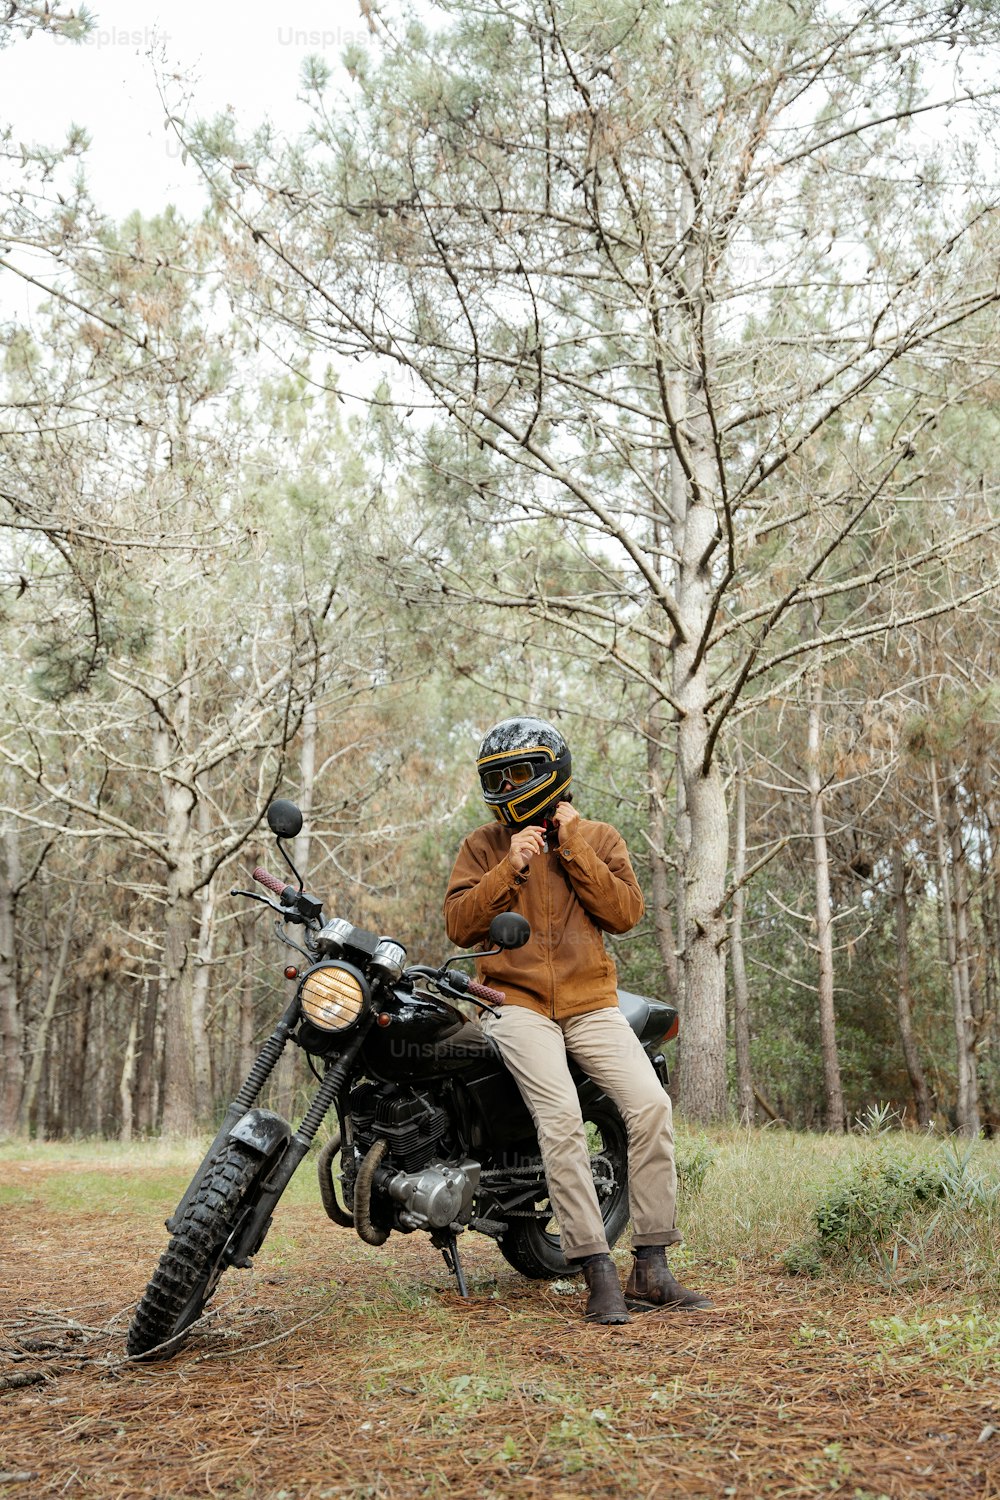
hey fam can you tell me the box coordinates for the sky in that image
[0,0,375,221]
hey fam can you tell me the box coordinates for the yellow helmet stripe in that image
[477,743,556,770]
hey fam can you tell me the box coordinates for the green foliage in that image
[810,1152,945,1255]
[780,1134,1000,1294]
[782,1140,951,1279]
[0,1,94,45]
[854,1101,901,1139]
[870,1309,1000,1378]
[735,1131,999,1298]
[781,1240,825,1279]
[675,1133,718,1196]
[903,684,1000,762]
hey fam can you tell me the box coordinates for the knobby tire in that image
[498,1101,630,1279]
[127,1143,264,1359]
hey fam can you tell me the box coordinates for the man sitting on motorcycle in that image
[444,715,711,1324]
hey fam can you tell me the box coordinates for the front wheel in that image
[497,1101,630,1280]
[127,1143,267,1359]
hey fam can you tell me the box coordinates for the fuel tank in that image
[362,993,497,1081]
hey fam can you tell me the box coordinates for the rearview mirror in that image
[489,913,530,950]
[266,799,303,839]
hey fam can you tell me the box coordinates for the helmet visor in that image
[481,760,536,794]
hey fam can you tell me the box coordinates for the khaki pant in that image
[482,1004,681,1261]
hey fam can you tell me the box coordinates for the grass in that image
[4,1125,998,1288]
[671,1122,1000,1302]
[2,1127,998,1498]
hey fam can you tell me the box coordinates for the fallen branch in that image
[0,1369,47,1393]
[196,1308,328,1360]
[753,1086,787,1125]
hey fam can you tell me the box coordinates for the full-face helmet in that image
[477,716,572,826]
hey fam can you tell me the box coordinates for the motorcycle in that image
[127,798,679,1358]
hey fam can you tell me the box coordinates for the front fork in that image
[165,995,302,1232]
[224,1017,375,1267]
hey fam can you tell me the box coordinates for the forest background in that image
[1,0,999,1144]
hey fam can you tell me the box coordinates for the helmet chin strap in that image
[487,790,573,829]
[531,788,572,831]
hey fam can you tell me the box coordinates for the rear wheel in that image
[127,1143,267,1359]
[497,1102,630,1279]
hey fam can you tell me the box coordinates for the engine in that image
[386,1158,481,1232]
[348,1082,480,1232]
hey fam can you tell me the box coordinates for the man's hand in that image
[552,801,580,839]
[509,825,547,872]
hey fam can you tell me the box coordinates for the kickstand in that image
[434,1230,469,1298]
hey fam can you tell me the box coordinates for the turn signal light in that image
[284,966,298,980]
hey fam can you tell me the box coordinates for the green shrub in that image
[812,1153,946,1253]
[783,1145,946,1273]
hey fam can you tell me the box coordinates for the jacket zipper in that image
[544,846,556,1018]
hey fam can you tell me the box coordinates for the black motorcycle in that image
[127,799,678,1358]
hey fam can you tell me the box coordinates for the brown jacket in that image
[443,816,645,1019]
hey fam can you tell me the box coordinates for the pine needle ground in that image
[1,1135,997,1499]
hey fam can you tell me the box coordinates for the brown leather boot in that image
[624,1247,712,1310]
[580,1254,630,1324]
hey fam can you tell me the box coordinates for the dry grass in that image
[1,1141,998,1499]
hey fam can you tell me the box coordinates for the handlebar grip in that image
[252,866,288,898]
[467,980,505,1006]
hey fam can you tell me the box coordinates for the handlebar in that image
[466,979,506,1007]
[404,964,504,1008]
[247,870,506,1003]
[253,866,290,899]
[416,965,505,1009]
[249,867,324,926]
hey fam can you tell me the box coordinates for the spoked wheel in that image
[127,1143,268,1359]
[497,1101,630,1279]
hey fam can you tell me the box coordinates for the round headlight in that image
[299,962,369,1033]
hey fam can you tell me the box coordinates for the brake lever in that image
[230,887,286,916]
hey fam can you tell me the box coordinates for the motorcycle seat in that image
[617,989,651,1036]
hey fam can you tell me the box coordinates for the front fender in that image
[229,1107,292,1160]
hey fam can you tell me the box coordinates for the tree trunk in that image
[730,741,755,1124]
[984,800,1000,1123]
[154,641,203,1134]
[238,930,257,1083]
[669,100,730,1121]
[119,1013,139,1143]
[134,978,159,1135]
[22,884,79,1132]
[946,782,982,1031]
[0,825,23,1135]
[160,859,198,1135]
[891,846,933,1128]
[158,757,200,1135]
[674,489,730,1121]
[66,983,93,1135]
[272,699,319,1122]
[929,754,979,1135]
[92,1002,107,1136]
[645,676,679,1005]
[806,661,845,1132]
[190,871,217,1117]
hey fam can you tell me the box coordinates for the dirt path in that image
[1,1162,997,1499]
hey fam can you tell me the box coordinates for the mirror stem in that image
[275,837,305,892]
[443,944,502,971]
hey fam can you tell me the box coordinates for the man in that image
[444,715,710,1324]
